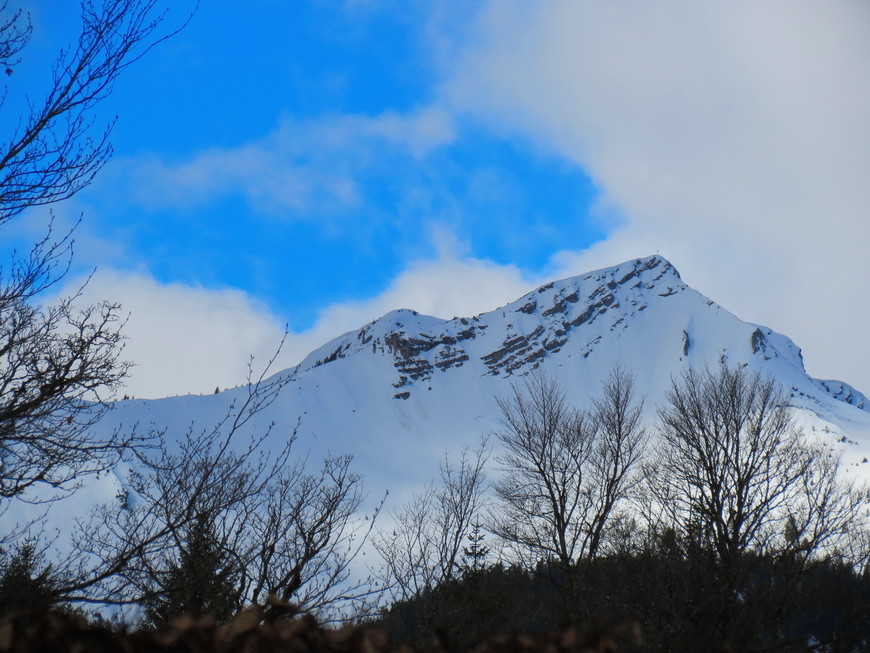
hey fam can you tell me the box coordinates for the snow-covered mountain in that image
[100,255,870,495]
[13,255,870,533]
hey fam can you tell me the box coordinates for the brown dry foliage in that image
[0,600,638,653]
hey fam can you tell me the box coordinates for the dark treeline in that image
[371,528,870,651]
[368,365,870,652]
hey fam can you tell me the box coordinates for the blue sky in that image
[7,1,870,397]
[13,1,602,329]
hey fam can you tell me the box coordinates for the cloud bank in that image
[446,0,870,392]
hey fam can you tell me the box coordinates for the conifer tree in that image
[0,541,62,619]
[462,523,489,573]
[144,513,241,626]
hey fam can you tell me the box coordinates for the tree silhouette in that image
[0,1,193,511]
[144,512,241,626]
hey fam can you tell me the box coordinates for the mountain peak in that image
[300,255,691,385]
[518,254,683,309]
[27,256,870,583]
[294,254,867,425]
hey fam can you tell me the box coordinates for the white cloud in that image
[114,107,456,215]
[446,0,870,393]
[54,271,290,399]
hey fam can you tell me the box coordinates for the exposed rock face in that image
[384,329,476,382]
[816,380,868,411]
[302,256,686,394]
[751,328,766,354]
[293,254,867,418]
[390,256,683,385]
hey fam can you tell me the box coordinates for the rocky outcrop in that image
[479,256,677,377]
[384,325,482,384]
[373,256,688,395]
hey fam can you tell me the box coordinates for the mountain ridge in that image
[290,254,865,416]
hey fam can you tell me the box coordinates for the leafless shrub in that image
[52,346,375,621]
[375,440,489,618]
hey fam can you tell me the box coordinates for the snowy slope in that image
[103,255,870,498]
[10,255,870,538]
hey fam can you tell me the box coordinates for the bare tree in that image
[0,234,131,502]
[492,371,592,568]
[59,354,292,608]
[0,4,377,623]
[586,362,648,558]
[375,441,489,617]
[785,449,870,561]
[51,350,375,621]
[0,1,365,607]
[651,365,867,566]
[0,3,30,79]
[131,452,371,622]
[492,367,646,568]
[134,451,370,624]
[0,0,193,224]
[645,364,870,648]
[243,452,372,617]
[0,0,192,511]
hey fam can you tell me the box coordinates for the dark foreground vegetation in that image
[1,553,868,653]
[0,599,638,653]
[372,545,870,651]
[0,601,400,653]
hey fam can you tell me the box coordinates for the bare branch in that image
[0,0,197,224]
[492,366,646,568]
[374,438,489,626]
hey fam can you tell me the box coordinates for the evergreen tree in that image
[0,541,62,619]
[462,522,489,573]
[144,513,241,626]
